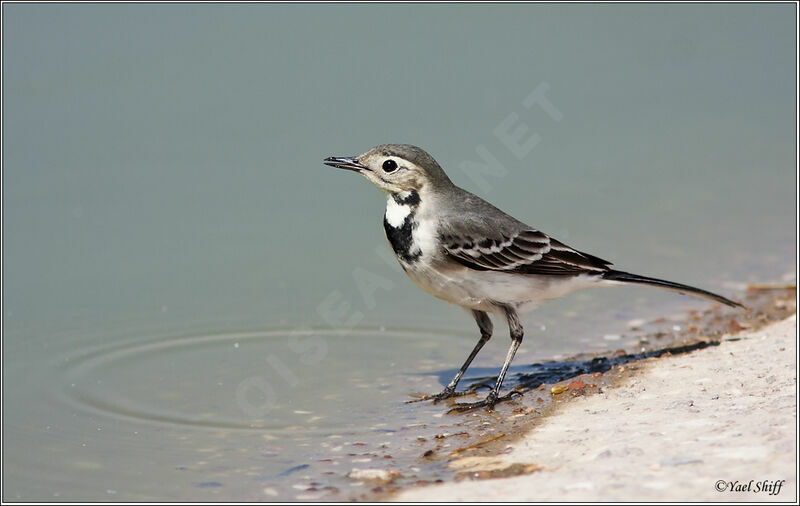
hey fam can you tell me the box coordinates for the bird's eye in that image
[382,159,398,173]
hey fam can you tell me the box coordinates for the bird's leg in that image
[435,310,494,400]
[484,308,523,406]
[449,306,524,412]
[406,310,493,403]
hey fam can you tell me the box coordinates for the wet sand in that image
[392,298,796,501]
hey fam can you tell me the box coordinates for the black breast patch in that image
[384,191,422,263]
[383,215,422,263]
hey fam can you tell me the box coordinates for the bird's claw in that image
[405,386,473,404]
[447,391,520,413]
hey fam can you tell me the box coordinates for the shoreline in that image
[390,308,797,502]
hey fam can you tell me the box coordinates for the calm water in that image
[3,3,796,501]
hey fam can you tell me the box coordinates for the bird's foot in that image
[405,385,473,404]
[447,391,520,413]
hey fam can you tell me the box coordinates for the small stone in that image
[346,468,402,483]
[628,318,646,329]
[660,457,702,467]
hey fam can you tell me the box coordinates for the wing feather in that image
[442,229,612,275]
[436,187,612,276]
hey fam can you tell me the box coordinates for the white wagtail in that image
[324,144,743,409]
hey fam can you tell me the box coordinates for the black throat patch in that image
[383,191,422,263]
[392,190,421,207]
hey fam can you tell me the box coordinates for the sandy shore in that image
[393,313,797,502]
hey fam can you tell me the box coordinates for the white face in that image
[354,148,427,195]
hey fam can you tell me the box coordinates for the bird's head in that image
[324,144,452,196]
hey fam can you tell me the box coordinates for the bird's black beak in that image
[323,156,368,172]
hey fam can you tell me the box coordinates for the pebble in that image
[346,468,401,482]
[595,449,612,459]
[660,457,702,467]
[628,318,646,328]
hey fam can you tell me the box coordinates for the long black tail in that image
[602,270,744,308]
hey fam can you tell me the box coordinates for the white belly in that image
[402,262,602,315]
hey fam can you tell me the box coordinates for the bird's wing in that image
[438,188,613,276]
[440,228,613,276]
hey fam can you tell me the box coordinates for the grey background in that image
[4,4,796,331]
[2,4,796,500]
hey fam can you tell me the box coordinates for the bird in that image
[323,144,744,410]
